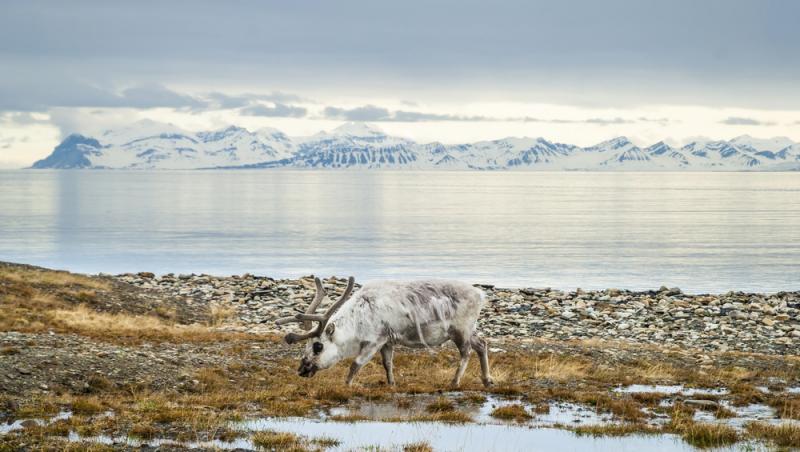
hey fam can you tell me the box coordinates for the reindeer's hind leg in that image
[470,335,494,387]
[450,332,472,388]
[380,344,395,386]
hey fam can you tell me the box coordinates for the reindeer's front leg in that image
[471,335,494,387]
[346,341,384,386]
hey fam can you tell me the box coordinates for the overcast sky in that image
[1,0,799,167]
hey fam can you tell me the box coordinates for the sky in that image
[1,0,799,168]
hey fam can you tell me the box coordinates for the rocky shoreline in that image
[114,272,800,355]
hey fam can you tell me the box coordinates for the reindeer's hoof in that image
[482,378,495,388]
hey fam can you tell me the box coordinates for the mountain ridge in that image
[31,122,800,171]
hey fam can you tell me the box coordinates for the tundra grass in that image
[490,404,531,422]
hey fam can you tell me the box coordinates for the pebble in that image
[114,273,800,355]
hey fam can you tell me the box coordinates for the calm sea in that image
[1,170,798,293]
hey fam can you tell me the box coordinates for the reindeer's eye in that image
[312,342,323,354]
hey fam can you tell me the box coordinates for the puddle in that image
[241,417,705,452]
[326,392,484,421]
[691,402,800,430]
[486,400,613,427]
[3,393,796,451]
[326,394,614,427]
[613,385,728,396]
[750,386,800,395]
[65,432,249,450]
[0,411,71,434]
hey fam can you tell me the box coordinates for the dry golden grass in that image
[0,263,267,344]
[328,413,370,422]
[678,422,739,448]
[629,392,668,405]
[0,265,110,291]
[403,441,434,452]
[745,421,800,448]
[573,423,659,437]
[70,397,105,415]
[128,422,158,439]
[425,397,455,413]
[526,354,590,382]
[195,367,230,392]
[729,382,766,406]
[251,430,301,449]
[315,387,352,403]
[52,305,246,343]
[309,436,341,448]
[630,362,678,382]
[61,443,115,452]
[490,404,531,422]
[14,398,60,419]
[407,410,473,423]
[769,395,800,420]
[459,393,487,404]
[210,303,237,326]
[714,405,737,419]
[665,402,739,448]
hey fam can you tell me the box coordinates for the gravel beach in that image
[116,272,800,355]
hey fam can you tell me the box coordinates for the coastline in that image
[114,271,800,356]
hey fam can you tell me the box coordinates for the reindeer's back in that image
[350,280,485,334]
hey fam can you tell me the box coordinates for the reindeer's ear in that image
[325,323,335,337]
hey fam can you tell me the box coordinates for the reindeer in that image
[276,277,493,387]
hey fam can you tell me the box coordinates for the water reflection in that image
[0,170,798,292]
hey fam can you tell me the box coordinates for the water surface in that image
[1,170,798,292]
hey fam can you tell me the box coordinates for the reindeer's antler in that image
[276,276,355,344]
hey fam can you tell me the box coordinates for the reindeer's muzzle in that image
[298,358,318,378]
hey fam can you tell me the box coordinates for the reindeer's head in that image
[275,276,355,378]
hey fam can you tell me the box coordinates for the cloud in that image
[206,91,308,110]
[720,116,776,126]
[584,117,635,126]
[324,105,392,121]
[320,105,491,122]
[638,117,675,126]
[0,77,207,112]
[2,2,800,110]
[0,112,51,126]
[0,136,15,149]
[255,91,307,104]
[46,108,142,139]
[324,105,491,122]
[119,83,207,109]
[0,132,30,151]
[393,110,488,122]
[323,105,664,125]
[206,92,252,109]
[240,103,307,117]
[0,74,308,114]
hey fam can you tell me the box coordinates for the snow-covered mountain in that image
[32,120,294,170]
[31,123,800,171]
